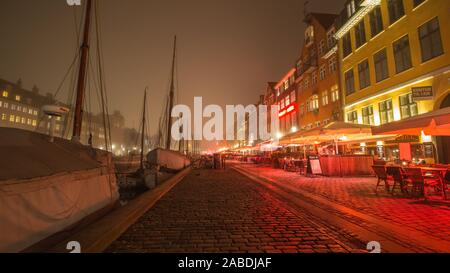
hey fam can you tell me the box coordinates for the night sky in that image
[0,0,345,138]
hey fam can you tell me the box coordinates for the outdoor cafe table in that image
[419,167,448,200]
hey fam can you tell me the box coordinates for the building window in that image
[10,114,15,122]
[358,59,370,89]
[319,65,326,80]
[304,78,309,89]
[32,120,37,127]
[290,91,296,102]
[393,35,412,73]
[1,113,6,121]
[346,0,356,18]
[399,93,418,119]
[11,104,16,111]
[0,101,2,107]
[374,48,389,82]
[23,107,27,113]
[362,106,374,125]
[345,69,355,96]
[33,110,38,116]
[281,99,285,109]
[347,111,358,124]
[17,106,22,112]
[329,56,337,74]
[312,72,318,85]
[3,102,8,109]
[327,28,336,49]
[369,6,383,37]
[28,109,33,114]
[413,0,425,8]
[21,117,26,124]
[27,118,32,125]
[331,85,340,102]
[343,33,352,57]
[319,39,325,56]
[2,91,8,98]
[284,80,289,90]
[322,91,329,106]
[379,99,394,124]
[307,95,319,112]
[299,103,305,116]
[15,95,21,101]
[355,20,366,48]
[15,116,20,123]
[388,0,405,25]
[285,95,290,106]
[418,17,443,63]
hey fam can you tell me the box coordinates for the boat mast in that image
[140,89,147,171]
[72,0,93,141]
[166,36,177,150]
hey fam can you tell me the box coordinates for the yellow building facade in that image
[335,0,450,162]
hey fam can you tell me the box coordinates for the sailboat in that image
[146,36,191,173]
[0,0,119,252]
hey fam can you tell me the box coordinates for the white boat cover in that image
[147,148,190,171]
[0,128,119,252]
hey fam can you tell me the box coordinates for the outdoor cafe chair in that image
[386,166,408,195]
[403,168,426,198]
[372,165,391,194]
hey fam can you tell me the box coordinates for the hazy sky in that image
[0,0,345,135]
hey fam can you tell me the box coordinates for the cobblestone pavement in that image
[235,163,450,244]
[106,168,367,253]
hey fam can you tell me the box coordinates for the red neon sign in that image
[279,103,297,118]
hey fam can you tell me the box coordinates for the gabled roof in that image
[307,13,338,30]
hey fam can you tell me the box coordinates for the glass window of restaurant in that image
[362,105,374,125]
[347,110,358,124]
[399,93,418,119]
[379,99,394,124]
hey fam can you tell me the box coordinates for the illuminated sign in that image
[412,86,433,101]
[278,103,297,118]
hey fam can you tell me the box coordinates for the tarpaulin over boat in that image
[0,128,119,252]
[147,148,190,171]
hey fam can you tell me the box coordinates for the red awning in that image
[372,107,450,136]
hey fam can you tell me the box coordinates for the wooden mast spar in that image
[166,36,177,150]
[72,0,93,141]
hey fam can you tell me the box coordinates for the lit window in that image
[322,91,329,106]
[17,106,22,112]
[362,105,374,125]
[3,102,8,109]
[399,93,418,119]
[15,95,21,101]
[379,99,394,124]
[0,101,2,107]
[29,109,33,114]
[307,95,319,112]
[304,78,309,89]
[284,80,289,90]
[10,115,15,122]
[2,91,8,98]
[285,95,290,106]
[56,116,61,121]
[56,124,61,131]
[32,120,37,127]
[27,118,32,125]
[21,117,26,124]
[33,110,38,116]
[347,111,358,124]
[15,116,20,123]
[331,85,340,102]
[23,107,27,113]
[1,113,6,120]
[11,104,16,111]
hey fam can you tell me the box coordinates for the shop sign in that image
[412,86,433,101]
